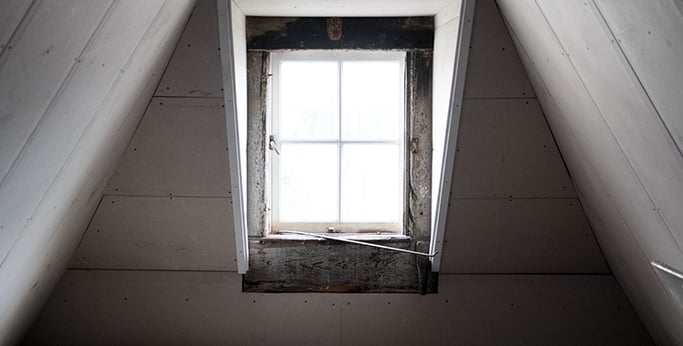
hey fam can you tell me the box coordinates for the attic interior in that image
[1,0,681,344]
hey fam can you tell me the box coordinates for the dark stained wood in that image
[406,50,433,240]
[244,238,437,293]
[247,17,434,50]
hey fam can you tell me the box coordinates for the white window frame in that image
[269,50,406,234]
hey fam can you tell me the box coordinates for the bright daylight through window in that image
[270,51,406,234]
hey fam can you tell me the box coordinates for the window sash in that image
[271,51,406,233]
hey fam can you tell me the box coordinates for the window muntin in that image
[271,51,406,233]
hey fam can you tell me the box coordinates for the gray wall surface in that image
[24,0,652,344]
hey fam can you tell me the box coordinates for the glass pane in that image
[341,144,401,223]
[279,61,339,140]
[279,144,339,222]
[342,61,402,141]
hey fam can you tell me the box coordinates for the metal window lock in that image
[269,135,281,155]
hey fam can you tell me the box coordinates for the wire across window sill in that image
[265,232,409,242]
[262,230,435,257]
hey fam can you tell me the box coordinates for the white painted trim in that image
[430,0,475,272]
[652,261,683,281]
[217,0,248,273]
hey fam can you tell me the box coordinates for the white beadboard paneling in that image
[440,198,608,273]
[0,0,112,183]
[70,196,236,271]
[105,97,230,197]
[451,98,575,198]
[594,0,683,152]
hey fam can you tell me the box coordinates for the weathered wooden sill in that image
[243,236,437,293]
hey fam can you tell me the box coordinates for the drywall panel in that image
[0,1,111,184]
[497,0,683,343]
[595,0,683,151]
[451,98,575,198]
[463,0,534,98]
[25,271,651,345]
[26,270,341,345]
[105,97,230,197]
[342,274,649,345]
[70,196,236,271]
[440,198,608,273]
[0,1,195,343]
[0,0,32,55]
[155,0,223,97]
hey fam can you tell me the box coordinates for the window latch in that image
[269,135,281,155]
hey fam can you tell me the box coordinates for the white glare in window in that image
[341,144,401,223]
[342,61,402,141]
[279,143,339,222]
[279,61,339,140]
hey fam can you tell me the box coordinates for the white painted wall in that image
[23,0,651,344]
[0,0,194,343]
[497,0,683,344]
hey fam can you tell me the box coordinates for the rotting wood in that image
[244,238,438,293]
[247,17,434,50]
[406,50,433,241]
[246,52,270,237]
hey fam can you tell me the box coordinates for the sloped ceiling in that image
[498,0,683,344]
[0,1,194,343]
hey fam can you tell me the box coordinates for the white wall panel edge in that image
[431,0,476,272]
[217,0,248,273]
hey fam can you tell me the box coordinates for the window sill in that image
[244,234,437,294]
[264,232,410,242]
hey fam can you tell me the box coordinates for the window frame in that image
[233,15,444,292]
[269,50,407,234]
